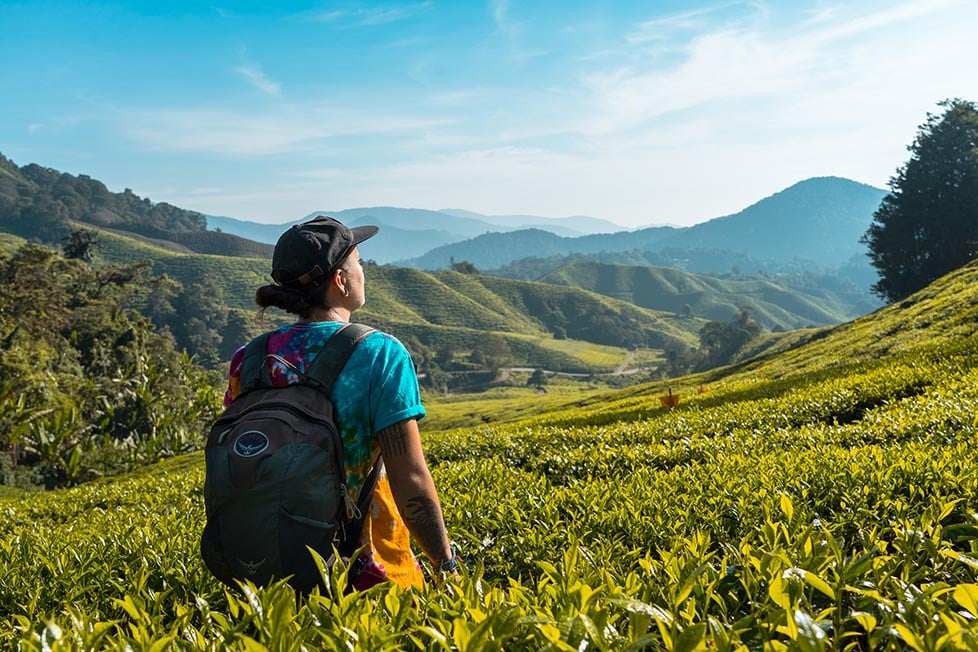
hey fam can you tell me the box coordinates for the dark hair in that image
[255,255,354,317]
[255,283,327,318]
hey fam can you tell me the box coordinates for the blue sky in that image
[2,0,976,228]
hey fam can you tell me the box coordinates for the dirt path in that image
[614,349,637,375]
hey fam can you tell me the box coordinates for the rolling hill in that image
[539,259,872,329]
[0,151,885,360]
[401,226,679,270]
[88,226,702,373]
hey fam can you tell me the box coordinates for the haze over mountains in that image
[206,207,630,265]
[0,150,888,344]
[398,177,885,271]
[206,176,885,275]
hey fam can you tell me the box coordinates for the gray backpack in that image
[200,323,379,592]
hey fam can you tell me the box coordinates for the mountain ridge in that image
[400,177,886,270]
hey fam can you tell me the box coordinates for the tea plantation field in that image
[5,260,978,649]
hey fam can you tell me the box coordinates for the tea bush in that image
[4,337,978,649]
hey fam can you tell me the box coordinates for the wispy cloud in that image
[299,2,432,27]
[488,0,549,61]
[234,65,281,96]
[626,2,742,43]
[490,0,509,30]
[575,0,974,139]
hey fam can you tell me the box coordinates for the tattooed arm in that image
[376,418,454,568]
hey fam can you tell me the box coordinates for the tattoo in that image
[404,496,449,561]
[404,496,445,532]
[377,422,409,457]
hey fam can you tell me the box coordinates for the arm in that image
[376,418,454,570]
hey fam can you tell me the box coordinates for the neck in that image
[302,306,351,323]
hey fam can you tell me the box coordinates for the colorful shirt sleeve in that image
[365,333,426,433]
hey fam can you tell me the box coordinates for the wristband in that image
[439,541,461,575]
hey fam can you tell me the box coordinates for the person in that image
[223,215,458,590]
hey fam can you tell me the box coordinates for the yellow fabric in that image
[365,473,424,589]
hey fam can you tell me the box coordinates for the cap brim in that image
[351,225,379,245]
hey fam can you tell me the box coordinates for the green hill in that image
[402,226,678,270]
[5,247,978,648]
[0,152,207,241]
[539,259,863,329]
[90,227,701,373]
[0,152,277,260]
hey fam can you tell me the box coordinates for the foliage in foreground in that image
[4,334,978,649]
[0,244,220,489]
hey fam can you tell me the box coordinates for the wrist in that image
[438,541,461,575]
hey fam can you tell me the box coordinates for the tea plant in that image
[7,280,978,648]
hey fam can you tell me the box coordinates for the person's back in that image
[209,216,458,590]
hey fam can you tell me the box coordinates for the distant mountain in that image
[326,207,506,239]
[439,209,626,236]
[399,177,887,271]
[206,214,300,244]
[206,206,629,262]
[657,177,887,266]
[401,226,679,270]
[207,208,506,264]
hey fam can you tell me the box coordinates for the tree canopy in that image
[0,152,207,245]
[862,99,978,302]
[0,243,220,489]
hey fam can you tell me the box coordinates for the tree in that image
[697,306,761,368]
[62,228,99,263]
[660,338,701,377]
[450,257,480,274]
[862,98,978,302]
[527,369,548,388]
[469,334,512,373]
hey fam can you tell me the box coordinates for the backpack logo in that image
[238,557,267,576]
[233,431,270,458]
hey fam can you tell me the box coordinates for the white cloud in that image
[490,0,509,30]
[234,65,281,96]
[575,0,978,145]
[110,0,978,227]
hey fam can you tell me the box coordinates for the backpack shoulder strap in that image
[239,332,272,393]
[303,323,376,394]
[339,458,384,558]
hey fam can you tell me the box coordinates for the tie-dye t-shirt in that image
[224,321,427,589]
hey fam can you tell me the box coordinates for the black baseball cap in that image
[271,216,378,288]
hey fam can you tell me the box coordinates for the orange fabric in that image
[362,473,424,590]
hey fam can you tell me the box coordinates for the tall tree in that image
[862,99,978,302]
[697,306,761,368]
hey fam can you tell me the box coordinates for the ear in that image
[331,268,346,294]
